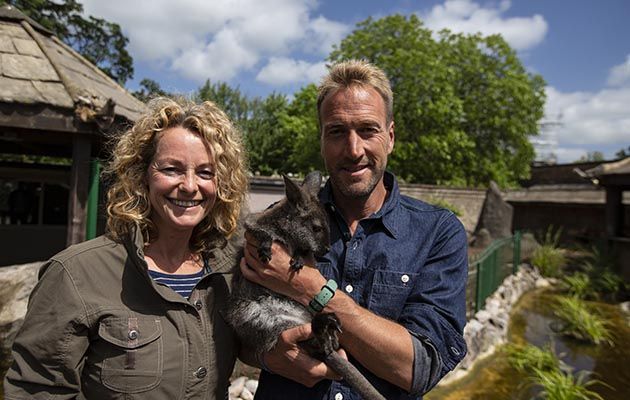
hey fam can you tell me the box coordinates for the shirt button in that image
[450,346,461,356]
[401,274,410,283]
[128,329,138,340]
[345,285,353,293]
[195,366,207,379]
[351,242,358,250]
[335,393,343,400]
[194,300,203,310]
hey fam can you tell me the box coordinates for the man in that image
[241,60,468,399]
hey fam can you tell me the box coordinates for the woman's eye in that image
[161,167,178,175]
[198,170,215,179]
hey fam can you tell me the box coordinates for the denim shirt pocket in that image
[96,316,163,393]
[368,270,418,320]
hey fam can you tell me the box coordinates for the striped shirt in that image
[148,268,205,299]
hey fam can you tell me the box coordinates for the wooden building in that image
[0,5,146,265]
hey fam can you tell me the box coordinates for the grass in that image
[561,272,593,300]
[505,343,560,374]
[532,245,567,278]
[533,369,605,400]
[505,343,607,400]
[552,296,612,345]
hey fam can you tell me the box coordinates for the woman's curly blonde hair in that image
[104,97,248,253]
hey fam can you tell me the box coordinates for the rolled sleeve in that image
[400,213,468,379]
[4,260,90,399]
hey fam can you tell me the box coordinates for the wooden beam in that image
[605,187,623,237]
[66,133,91,245]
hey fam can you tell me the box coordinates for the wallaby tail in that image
[324,352,386,400]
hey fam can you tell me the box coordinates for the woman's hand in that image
[262,324,346,387]
[240,232,326,305]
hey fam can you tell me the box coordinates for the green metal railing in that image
[86,159,100,240]
[467,232,522,316]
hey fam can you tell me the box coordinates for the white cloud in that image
[256,57,326,86]
[607,54,630,87]
[542,72,630,162]
[78,0,348,85]
[419,0,548,51]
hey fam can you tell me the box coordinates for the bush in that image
[561,272,593,300]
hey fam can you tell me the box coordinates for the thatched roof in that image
[0,4,146,125]
[585,157,630,177]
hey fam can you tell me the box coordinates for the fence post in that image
[86,159,100,240]
[513,231,521,274]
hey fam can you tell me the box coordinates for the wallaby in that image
[227,171,386,400]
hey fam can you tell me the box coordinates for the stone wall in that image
[439,264,548,385]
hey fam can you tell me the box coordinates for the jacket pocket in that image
[368,270,418,320]
[97,316,163,393]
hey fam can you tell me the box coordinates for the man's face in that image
[320,85,394,199]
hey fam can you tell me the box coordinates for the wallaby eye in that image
[312,224,323,233]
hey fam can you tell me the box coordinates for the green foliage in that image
[329,14,546,187]
[0,153,71,166]
[615,145,630,159]
[561,272,593,300]
[425,197,462,216]
[505,343,560,374]
[133,79,170,102]
[6,0,134,84]
[196,80,250,125]
[532,245,566,278]
[533,369,605,400]
[575,151,605,163]
[553,296,612,345]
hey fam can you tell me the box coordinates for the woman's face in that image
[146,126,217,236]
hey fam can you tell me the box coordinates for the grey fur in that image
[226,171,386,400]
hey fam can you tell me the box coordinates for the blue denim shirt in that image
[255,172,468,400]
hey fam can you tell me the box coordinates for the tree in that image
[132,78,170,102]
[5,0,134,84]
[196,80,249,125]
[328,15,546,187]
[576,151,605,163]
[244,93,294,175]
[284,84,324,174]
[615,146,630,159]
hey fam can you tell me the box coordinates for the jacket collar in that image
[320,171,402,239]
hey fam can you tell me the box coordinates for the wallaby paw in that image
[312,312,342,355]
[257,242,272,263]
[289,258,304,270]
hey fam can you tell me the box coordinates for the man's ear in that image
[387,121,395,154]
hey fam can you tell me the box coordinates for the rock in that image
[0,262,41,371]
[473,181,513,241]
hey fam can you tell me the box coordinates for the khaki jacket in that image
[4,228,241,399]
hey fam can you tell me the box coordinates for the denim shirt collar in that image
[319,170,402,239]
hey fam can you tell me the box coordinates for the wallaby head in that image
[281,171,330,258]
[252,171,330,259]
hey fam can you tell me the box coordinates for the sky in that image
[78,0,630,164]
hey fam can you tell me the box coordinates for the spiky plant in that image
[561,272,593,300]
[553,296,613,345]
[533,369,605,400]
[505,343,561,374]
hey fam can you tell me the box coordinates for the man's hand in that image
[263,324,346,387]
[241,232,325,305]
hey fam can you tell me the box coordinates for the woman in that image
[4,97,249,399]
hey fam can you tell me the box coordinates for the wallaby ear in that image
[302,171,322,197]
[282,174,304,205]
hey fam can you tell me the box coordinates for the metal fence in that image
[466,232,521,318]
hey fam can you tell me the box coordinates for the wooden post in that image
[605,186,622,238]
[66,133,91,245]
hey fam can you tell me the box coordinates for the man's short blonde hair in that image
[317,60,394,124]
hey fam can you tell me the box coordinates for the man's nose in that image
[345,130,364,159]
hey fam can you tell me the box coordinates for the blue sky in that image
[80,0,630,163]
